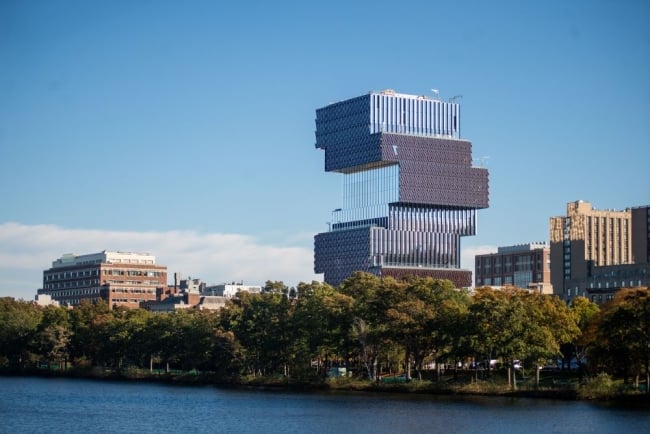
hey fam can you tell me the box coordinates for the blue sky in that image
[1,0,649,300]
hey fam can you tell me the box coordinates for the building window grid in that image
[317,92,487,286]
[370,93,459,138]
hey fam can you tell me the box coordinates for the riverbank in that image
[3,367,649,404]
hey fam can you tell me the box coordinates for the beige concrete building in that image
[550,201,643,302]
[632,206,650,264]
[203,283,261,298]
[34,294,60,307]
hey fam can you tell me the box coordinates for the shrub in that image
[578,373,619,399]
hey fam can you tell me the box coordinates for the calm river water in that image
[1,377,649,433]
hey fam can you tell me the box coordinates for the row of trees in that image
[1,273,649,391]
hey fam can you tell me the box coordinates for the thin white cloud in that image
[461,244,498,287]
[1,222,501,300]
[461,245,497,270]
[0,222,321,300]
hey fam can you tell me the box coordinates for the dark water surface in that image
[1,377,648,433]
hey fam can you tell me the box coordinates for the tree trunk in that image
[508,364,517,391]
[406,356,411,381]
[372,356,378,381]
[486,350,493,378]
[414,355,422,381]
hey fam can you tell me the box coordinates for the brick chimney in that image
[184,291,200,306]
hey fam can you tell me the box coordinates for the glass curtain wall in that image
[336,164,399,228]
[366,206,477,269]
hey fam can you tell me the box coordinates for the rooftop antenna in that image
[431,89,440,100]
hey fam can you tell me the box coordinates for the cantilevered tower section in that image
[314,89,489,287]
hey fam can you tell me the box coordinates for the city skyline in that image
[1,1,649,300]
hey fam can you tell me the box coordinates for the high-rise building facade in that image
[38,251,167,309]
[314,89,489,287]
[475,242,552,293]
[632,206,650,264]
[549,201,650,302]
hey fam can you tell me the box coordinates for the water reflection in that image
[1,377,649,434]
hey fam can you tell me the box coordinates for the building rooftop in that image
[497,242,549,254]
[51,250,156,268]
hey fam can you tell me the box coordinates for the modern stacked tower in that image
[314,89,489,287]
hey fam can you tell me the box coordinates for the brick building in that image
[38,251,167,309]
[475,242,552,293]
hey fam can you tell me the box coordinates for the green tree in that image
[430,284,472,381]
[256,292,294,376]
[121,308,154,369]
[591,287,650,392]
[68,299,111,367]
[34,305,72,370]
[262,280,289,296]
[146,312,178,372]
[175,311,220,371]
[220,291,294,377]
[567,296,600,370]
[103,307,133,369]
[292,281,354,378]
[384,278,463,381]
[0,298,43,369]
[339,272,403,379]
[386,294,432,380]
[211,327,243,380]
[522,291,580,386]
[469,287,528,389]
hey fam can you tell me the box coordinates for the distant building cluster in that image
[475,200,649,304]
[36,251,261,310]
[310,89,648,305]
[32,90,649,309]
